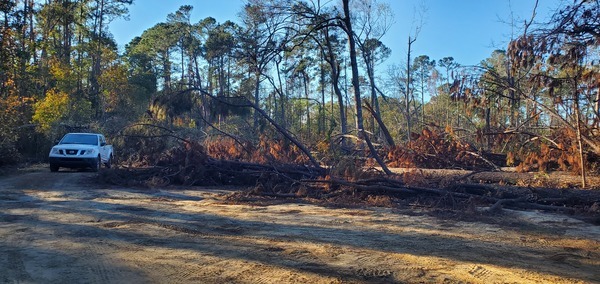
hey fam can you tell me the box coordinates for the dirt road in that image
[0,167,599,283]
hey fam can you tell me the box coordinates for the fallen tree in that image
[105,112,599,222]
[99,135,600,221]
[300,177,599,215]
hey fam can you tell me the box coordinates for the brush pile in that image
[99,126,600,221]
[386,127,503,170]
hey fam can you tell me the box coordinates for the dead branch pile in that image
[294,177,600,219]
[221,158,600,220]
[102,125,599,221]
[385,127,503,170]
[100,138,325,187]
[513,128,600,174]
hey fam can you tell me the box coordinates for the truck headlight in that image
[82,149,97,155]
[50,148,60,155]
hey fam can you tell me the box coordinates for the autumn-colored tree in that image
[0,95,32,165]
[32,89,70,134]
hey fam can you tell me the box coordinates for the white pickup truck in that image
[48,133,114,172]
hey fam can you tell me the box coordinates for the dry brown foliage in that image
[513,128,593,174]
[386,127,496,170]
[203,137,249,161]
[204,135,309,165]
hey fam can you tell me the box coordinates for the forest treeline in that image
[0,0,599,185]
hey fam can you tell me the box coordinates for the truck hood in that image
[52,144,97,150]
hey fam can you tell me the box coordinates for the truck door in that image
[99,135,108,162]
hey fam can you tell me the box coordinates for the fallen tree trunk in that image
[208,159,326,179]
[303,178,498,202]
[300,177,598,214]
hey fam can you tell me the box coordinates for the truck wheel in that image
[92,156,101,172]
[50,164,59,172]
[105,155,112,169]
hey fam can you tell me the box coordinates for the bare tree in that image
[341,0,392,175]
[352,0,394,145]
[239,0,289,132]
[403,3,426,142]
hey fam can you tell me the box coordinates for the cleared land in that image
[0,166,599,283]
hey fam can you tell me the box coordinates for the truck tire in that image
[105,155,112,169]
[92,156,101,172]
[50,164,59,172]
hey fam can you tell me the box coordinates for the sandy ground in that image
[0,166,599,283]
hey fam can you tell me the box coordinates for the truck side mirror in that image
[100,142,106,146]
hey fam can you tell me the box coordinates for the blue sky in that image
[109,0,562,67]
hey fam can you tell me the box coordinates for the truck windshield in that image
[60,134,98,145]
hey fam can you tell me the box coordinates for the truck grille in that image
[59,149,81,155]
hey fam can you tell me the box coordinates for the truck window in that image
[60,134,98,145]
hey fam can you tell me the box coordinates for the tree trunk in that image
[342,0,392,175]
[275,58,286,128]
[406,36,414,143]
[253,70,261,131]
[90,0,105,118]
[320,53,326,136]
[324,28,347,146]
[595,87,600,128]
[365,54,377,135]
[193,54,202,88]
[364,101,395,147]
[163,51,172,92]
[574,83,587,188]
[420,72,426,125]
[485,107,491,150]
[303,71,311,140]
